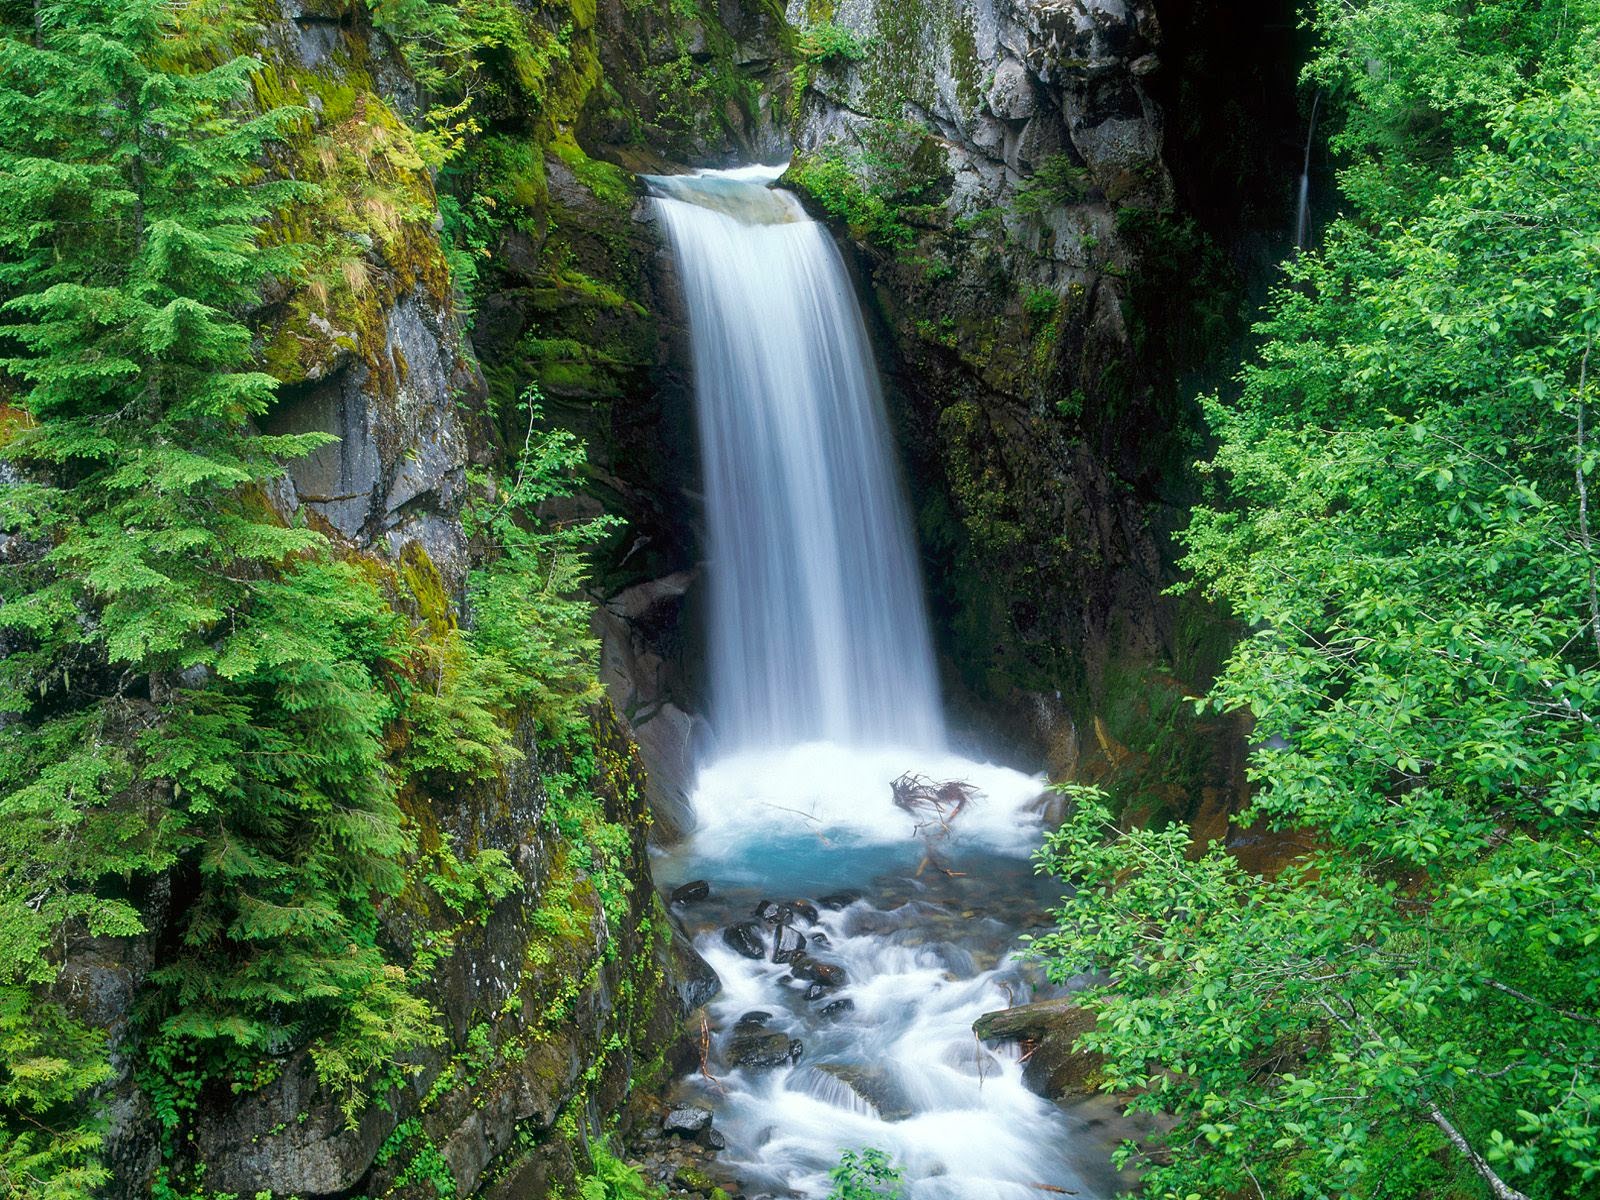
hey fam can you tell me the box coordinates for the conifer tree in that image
[0,2,431,1189]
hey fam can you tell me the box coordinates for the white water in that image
[1294,91,1322,250]
[648,166,1116,1199]
[649,165,944,753]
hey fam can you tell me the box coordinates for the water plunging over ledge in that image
[649,164,943,754]
[646,166,1121,1200]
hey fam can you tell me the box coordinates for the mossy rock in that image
[974,999,1104,1099]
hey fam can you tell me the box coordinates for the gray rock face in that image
[595,571,706,842]
[661,1104,714,1136]
[269,291,472,587]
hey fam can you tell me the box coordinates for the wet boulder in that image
[788,900,820,925]
[771,925,807,965]
[721,922,766,960]
[661,1105,713,1137]
[793,958,847,989]
[728,1028,804,1070]
[973,999,1104,1099]
[734,1010,772,1029]
[818,998,854,1020]
[818,890,862,910]
[670,880,711,904]
[752,899,793,925]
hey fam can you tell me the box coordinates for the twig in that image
[697,1018,726,1095]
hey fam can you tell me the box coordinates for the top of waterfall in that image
[645,163,804,227]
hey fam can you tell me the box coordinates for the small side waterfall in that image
[648,165,945,755]
[1294,90,1322,250]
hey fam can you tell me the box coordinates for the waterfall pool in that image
[650,742,1130,1200]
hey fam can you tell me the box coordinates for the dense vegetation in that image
[0,1,630,1195]
[1035,2,1600,1198]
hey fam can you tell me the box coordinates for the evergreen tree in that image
[0,2,432,1189]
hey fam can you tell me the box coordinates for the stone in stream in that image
[734,1010,772,1029]
[792,958,847,988]
[818,997,855,1020]
[670,879,711,904]
[808,931,830,948]
[752,898,793,925]
[818,889,862,909]
[771,924,807,964]
[721,921,766,959]
[973,998,1104,1099]
[728,1028,804,1069]
[816,1064,912,1121]
[661,1104,714,1137]
[788,899,820,925]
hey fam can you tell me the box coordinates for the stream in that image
[652,747,1125,1200]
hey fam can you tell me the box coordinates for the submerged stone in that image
[728,1028,804,1070]
[793,958,847,988]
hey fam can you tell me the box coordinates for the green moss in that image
[937,400,1025,554]
[552,135,636,210]
[399,542,456,637]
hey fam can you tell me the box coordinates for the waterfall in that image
[649,165,945,755]
[647,167,1098,1200]
[1294,90,1322,250]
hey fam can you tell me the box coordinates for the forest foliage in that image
[0,1,616,1195]
[1034,2,1600,1198]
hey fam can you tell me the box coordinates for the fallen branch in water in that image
[698,1017,726,1095]
[892,773,981,837]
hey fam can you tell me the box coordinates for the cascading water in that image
[649,165,943,754]
[646,166,1121,1200]
[1294,90,1322,251]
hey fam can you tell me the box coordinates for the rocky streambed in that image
[630,745,1142,1200]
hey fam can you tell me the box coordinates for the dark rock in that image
[771,924,807,965]
[670,879,711,904]
[808,931,830,948]
[792,958,847,988]
[721,921,766,959]
[728,1029,804,1070]
[819,998,855,1020]
[734,1010,772,1029]
[670,931,722,1013]
[697,1127,726,1151]
[973,999,1104,1099]
[661,1104,714,1137]
[788,900,820,925]
[817,890,862,910]
[805,983,830,1001]
[752,898,793,925]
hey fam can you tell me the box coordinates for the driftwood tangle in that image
[890,772,981,836]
